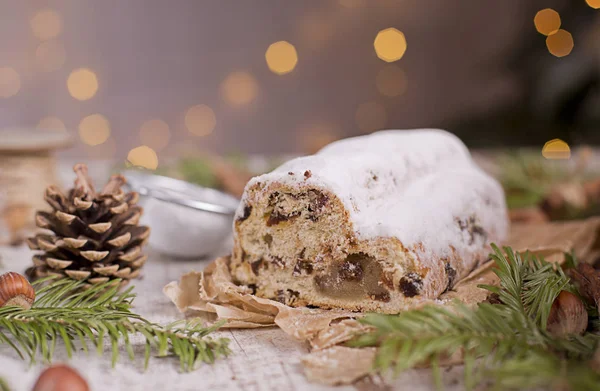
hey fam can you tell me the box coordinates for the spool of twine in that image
[0,153,57,244]
[0,129,73,245]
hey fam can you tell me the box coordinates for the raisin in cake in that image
[231,129,508,313]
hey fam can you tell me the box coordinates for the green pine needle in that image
[349,244,600,390]
[0,277,230,371]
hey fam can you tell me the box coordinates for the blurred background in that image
[1,0,599,163]
[1,0,600,245]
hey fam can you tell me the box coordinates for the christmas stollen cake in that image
[231,129,509,313]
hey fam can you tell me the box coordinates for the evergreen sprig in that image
[349,244,600,390]
[0,277,230,371]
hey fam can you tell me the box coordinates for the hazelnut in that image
[546,291,588,336]
[32,364,89,391]
[0,272,35,310]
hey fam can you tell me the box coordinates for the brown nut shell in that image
[32,364,90,391]
[0,272,35,310]
[547,290,588,336]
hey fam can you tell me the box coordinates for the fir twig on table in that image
[349,244,600,390]
[0,277,230,371]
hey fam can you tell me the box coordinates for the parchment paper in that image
[164,218,600,385]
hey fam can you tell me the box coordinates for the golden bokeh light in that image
[185,104,216,136]
[265,41,298,75]
[546,29,574,58]
[339,0,365,7]
[139,119,170,151]
[542,139,570,160]
[586,0,600,9]
[67,68,99,101]
[374,28,407,63]
[221,71,258,106]
[0,67,21,98]
[355,101,387,132]
[78,114,111,146]
[30,9,62,41]
[35,40,66,72]
[127,146,159,170]
[534,9,561,36]
[37,116,66,132]
[376,65,407,97]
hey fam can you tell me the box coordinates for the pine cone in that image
[26,164,150,289]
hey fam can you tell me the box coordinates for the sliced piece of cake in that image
[231,129,508,313]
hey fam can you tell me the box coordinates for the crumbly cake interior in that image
[230,129,508,313]
[231,183,458,313]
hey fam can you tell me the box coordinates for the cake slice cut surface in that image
[231,129,509,313]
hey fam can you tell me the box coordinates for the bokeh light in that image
[265,41,298,75]
[374,28,407,63]
[67,68,99,101]
[586,0,600,9]
[339,0,365,7]
[30,9,62,41]
[534,9,561,36]
[35,40,66,72]
[355,101,387,132]
[0,67,21,98]
[139,119,170,150]
[185,104,216,136]
[376,65,407,97]
[542,139,570,160]
[127,146,159,170]
[37,116,66,132]
[78,114,111,146]
[221,71,258,106]
[546,30,574,58]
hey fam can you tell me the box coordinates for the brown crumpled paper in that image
[164,257,357,338]
[163,218,600,385]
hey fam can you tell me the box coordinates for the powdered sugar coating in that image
[236,129,508,260]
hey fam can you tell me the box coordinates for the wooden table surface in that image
[0,160,468,391]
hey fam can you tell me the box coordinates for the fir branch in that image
[486,349,600,391]
[481,245,575,329]
[0,277,230,371]
[349,244,600,390]
[500,152,560,209]
[563,250,578,270]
